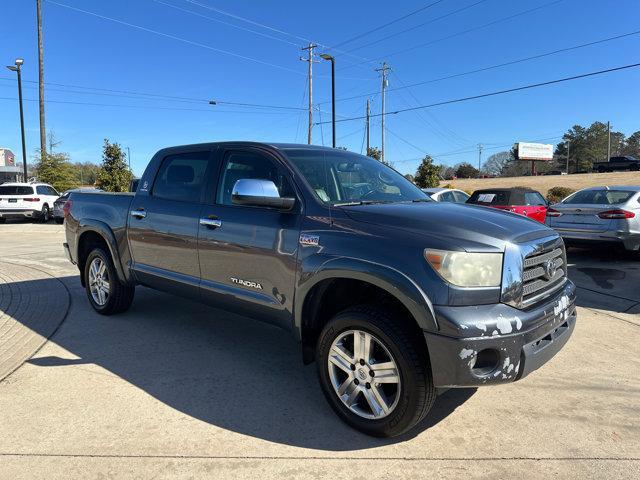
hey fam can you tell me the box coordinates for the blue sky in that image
[1,0,639,176]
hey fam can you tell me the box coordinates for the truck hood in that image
[342,202,554,250]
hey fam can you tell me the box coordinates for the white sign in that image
[517,142,553,161]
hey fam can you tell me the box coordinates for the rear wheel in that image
[39,204,51,223]
[84,248,135,315]
[316,305,435,437]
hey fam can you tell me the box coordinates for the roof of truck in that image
[157,141,342,152]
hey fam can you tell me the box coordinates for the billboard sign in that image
[517,142,553,161]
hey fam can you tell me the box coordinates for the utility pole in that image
[6,59,27,181]
[607,121,611,162]
[37,0,47,159]
[365,99,370,154]
[566,140,570,174]
[127,146,131,170]
[375,62,391,163]
[477,143,483,177]
[300,43,317,145]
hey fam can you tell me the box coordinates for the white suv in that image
[0,182,60,223]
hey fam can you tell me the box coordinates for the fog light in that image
[470,348,500,376]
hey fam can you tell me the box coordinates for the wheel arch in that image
[75,220,128,286]
[295,256,437,364]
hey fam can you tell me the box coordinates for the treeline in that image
[30,134,132,192]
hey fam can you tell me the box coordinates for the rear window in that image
[467,191,509,206]
[0,186,34,195]
[564,190,635,205]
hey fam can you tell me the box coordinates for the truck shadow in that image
[7,275,475,451]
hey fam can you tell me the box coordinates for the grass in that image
[440,171,640,196]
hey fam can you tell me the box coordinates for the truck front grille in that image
[521,243,566,306]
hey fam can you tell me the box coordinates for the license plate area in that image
[8,199,17,203]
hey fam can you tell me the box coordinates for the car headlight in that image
[424,249,503,287]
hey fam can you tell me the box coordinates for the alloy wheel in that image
[88,257,110,306]
[327,329,401,419]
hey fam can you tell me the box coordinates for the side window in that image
[217,151,294,206]
[36,186,47,195]
[47,186,59,196]
[525,192,546,206]
[453,191,469,203]
[152,151,210,203]
[439,191,455,202]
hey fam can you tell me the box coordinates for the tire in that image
[316,305,435,437]
[597,166,607,173]
[84,248,135,315]
[55,218,64,224]
[39,204,51,223]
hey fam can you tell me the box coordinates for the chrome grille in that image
[521,244,566,305]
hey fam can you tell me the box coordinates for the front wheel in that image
[316,305,435,437]
[84,248,135,315]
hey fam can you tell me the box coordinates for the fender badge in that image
[230,277,263,290]
[299,234,319,246]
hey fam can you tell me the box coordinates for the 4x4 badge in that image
[299,234,319,246]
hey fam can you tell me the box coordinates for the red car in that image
[466,188,549,223]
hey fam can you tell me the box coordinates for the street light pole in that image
[319,53,336,148]
[6,58,27,181]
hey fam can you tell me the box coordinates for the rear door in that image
[127,148,215,297]
[197,147,302,329]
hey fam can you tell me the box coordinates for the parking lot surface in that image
[0,222,638,479]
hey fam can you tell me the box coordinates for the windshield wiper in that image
[411,198,433,203]
[333,200,388,206]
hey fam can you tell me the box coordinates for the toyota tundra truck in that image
[63,142,576,437]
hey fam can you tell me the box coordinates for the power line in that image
[319,29,640,106]
[151,0,300,46]
[46,0,306,75]
[330,0,448,50]
[343,0,491,54]
[340,0,567,70]
[314,62,640,125]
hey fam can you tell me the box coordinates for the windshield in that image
[563,189,635,205]
[284,149,430,205]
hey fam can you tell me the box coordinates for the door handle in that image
[130,209,146,219]
[200,217,222,228]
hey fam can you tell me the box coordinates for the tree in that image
[440,165,457,180]
[455,162,479,179]
[482,151,512,176]
[367,146,391,166]
[413,155,441,188]
[554,121,625,172]
[96,139,133,192]
[33,133,76,191]
[623,131,640,157]
[403,173,415,183]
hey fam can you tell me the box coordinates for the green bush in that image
[547,186,575,203]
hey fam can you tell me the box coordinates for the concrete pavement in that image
[0,223,638,479]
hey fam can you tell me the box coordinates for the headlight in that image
[424,249,503,287]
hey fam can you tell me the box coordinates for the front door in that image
[198,148,302,329]
[128,149,214,297]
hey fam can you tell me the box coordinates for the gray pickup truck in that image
[63,142,576,437]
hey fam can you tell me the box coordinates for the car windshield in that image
[0,185,34,195]
[563,189,636,205]
[284,149,430,205]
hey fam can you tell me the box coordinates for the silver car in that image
[546,186,640,251]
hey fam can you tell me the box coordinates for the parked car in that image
[0,182,59,223]
[421,187,470,203]
[546,186,640,251]
[63,142,576,437]
[53,188,102,224]
[466,188,549,223]
[593,155,640,172]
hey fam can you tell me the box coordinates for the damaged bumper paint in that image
[424,280,576,387]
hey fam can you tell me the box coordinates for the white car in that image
[421,187,470,203]
[0,182,60,223]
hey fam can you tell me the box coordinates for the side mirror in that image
[231,179,295,210]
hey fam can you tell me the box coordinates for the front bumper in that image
[0,209,38,219]
[424,280,576,387]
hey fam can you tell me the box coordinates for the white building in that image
[0,148,22,183]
